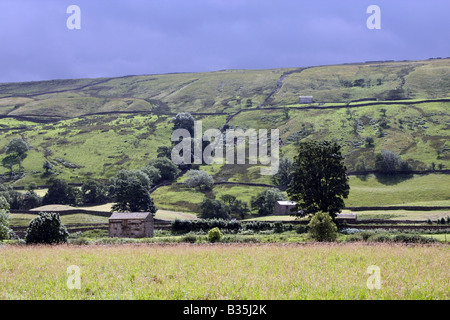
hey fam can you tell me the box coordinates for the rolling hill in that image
[0,58,449,212]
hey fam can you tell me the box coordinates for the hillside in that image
[0,58,449,119]
[0,58,449,212]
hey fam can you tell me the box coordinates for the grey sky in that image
[0,0,448,83]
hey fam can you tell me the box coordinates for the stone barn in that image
[274,201,298,215]
[299,96,314,104]
[109,212,154,238]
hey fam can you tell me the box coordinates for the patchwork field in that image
[0,243,447,300]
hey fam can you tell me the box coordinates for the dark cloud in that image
[0,0,448,83]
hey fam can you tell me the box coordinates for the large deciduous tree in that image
[287,140,349,220]
[110,170,157,214]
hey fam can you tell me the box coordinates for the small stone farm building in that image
[299,96,314,104]
[109,212,154,238]
[274,201,298,215]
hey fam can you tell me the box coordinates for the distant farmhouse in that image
[109,212,154,238]
[274,200,357,221]
[274,201,298,215]
[299,96,314,104]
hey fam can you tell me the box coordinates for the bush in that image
[0,209,12,241]
[199,198,230,220]
[208,227,223,242]
[25,212,69,244]
[392,233,437,244]
[307,212,338,242]
[181,234,197,243]
[295,225,308,234]
[172,219,242,234]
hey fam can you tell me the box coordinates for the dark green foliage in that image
[287,140,349,219]
[111,170,157,214]
[2,139,29,176]
[172,218,242,234]
[2,153,20,176]
[220,194,250,219]
[141,165,162,185]
[42,178,81,206]
[199,198,230,220]
[20,191,42,210]
[43,160,53,174]
[374,149,412,175]
[171,112,195,135]
[81,180,109,205]
[295,224,308,234]
[25,212,69,244]
[251,188,286,216]
[0,209,12,240]
[150,157,180,181]
[156,146,172,159]
[243,221,273,232]
[0,195,10,210]
[272,157,294,189]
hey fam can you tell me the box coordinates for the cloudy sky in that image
[0,0,448,83]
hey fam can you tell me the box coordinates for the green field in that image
[0,243,448,300]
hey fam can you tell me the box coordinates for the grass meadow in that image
[0,243,448,300]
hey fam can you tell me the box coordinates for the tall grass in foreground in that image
[0,243,448,300]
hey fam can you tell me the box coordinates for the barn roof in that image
[109,212,152,220]
[276,201,297,206]
[336,213,357,220]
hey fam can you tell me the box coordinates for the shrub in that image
[368,233,392,243]
[25,212,69,244]
[183,170,214,191]
[171,219,242,234]
[181,234,197,243]
[296,225,308,234]
[307,211,338,242]
[392,233,437,244]
[0,209,12,241]
[0,195,10,210]
[208,227,223,242]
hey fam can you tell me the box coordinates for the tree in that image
[287,140,350,220]
[0,195,10,210]
[220,195,250,219]
[229,199,250,219]
[42,178,81,206]
[111,170,157,214]
[25,212,69,244]
[307,211,338,242]
[150,157,180,181]
[141,165,162,185]
[272,157,294,190]
[5,138,30,170]
[0,209,12,241]
[21,191,42,210]
[183,170,214,191]
[251,188,286,216]
[2,153,20,176]
[81,180,109,205]
[171,112,195,136]
[199,198,230,220]
[43,160,53,175]
[374,149,411,175]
